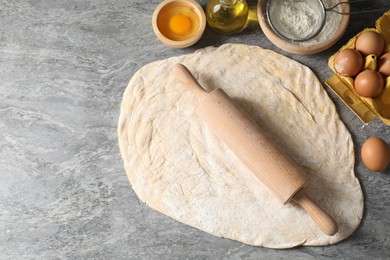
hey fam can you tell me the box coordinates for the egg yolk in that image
[169,14,192,35]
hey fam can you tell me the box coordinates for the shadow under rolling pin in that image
[172,63,338,236]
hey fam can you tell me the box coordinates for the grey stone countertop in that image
[1,0,389,259]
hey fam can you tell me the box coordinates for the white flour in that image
[280,1,320,39]
[301,0,343,45]
[270,0,343,45]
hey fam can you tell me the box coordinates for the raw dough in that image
[118,44,363,248]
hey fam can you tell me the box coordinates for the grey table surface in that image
[1,0,390,259]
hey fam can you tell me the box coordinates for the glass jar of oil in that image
[206,0,248,34]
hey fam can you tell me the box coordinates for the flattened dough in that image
[118,44,363,248]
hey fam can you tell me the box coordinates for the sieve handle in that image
[327,0,390,14]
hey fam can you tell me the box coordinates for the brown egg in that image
[378,52,390,77]
[334,49,363,77]
[354,70,384,97]
[355,31,385,57]
[361,137,390,172]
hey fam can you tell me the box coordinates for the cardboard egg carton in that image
[326,11,390,125]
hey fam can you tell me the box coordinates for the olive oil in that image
[206,0,248,34]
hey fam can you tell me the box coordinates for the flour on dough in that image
[118,44,363,248]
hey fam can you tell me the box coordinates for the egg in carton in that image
[327,10,390,125]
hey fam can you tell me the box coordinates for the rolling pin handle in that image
[172,63,209,100]
[293,190,338,236]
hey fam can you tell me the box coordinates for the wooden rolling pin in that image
[172,63,338,236]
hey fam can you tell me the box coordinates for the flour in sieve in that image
[271,0,343,46]
[279,1,320,39]
[299,0,343,46]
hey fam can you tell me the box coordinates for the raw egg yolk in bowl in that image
[153,0,205,48]
[157,4,200,41]
[169,14,192,35]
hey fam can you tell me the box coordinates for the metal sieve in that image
[266,0,389,42]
